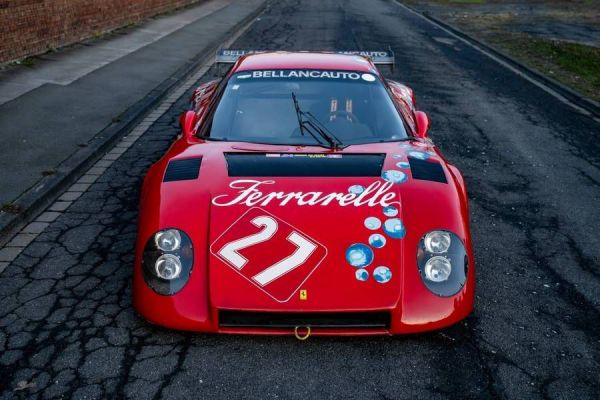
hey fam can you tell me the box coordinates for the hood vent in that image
[163,157,202,182]
[408,157,447,183]
[225,153,385,177]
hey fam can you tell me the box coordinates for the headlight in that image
[424,256,451,282]
[155,254,182,280]
[417,230,467,296]
[155,229,181,252]
[424,231,451,254]
[142,228,193,295]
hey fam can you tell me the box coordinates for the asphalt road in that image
[1,0,599,398]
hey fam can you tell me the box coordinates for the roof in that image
[234,52,378,73]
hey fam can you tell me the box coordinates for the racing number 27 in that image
[218,216,317,286]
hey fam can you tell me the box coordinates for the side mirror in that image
[179,111,197,139]
[415,111,429,138]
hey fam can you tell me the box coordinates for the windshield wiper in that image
[291,92,344,149]
[291,92,323,147]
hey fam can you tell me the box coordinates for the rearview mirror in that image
[415,111,429,138]
[179,111,197,139]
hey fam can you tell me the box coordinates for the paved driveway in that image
[1,0,599,398]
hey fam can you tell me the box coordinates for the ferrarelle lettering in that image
[212,180,400,207]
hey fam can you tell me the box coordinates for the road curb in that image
[400,3,600,119]
[0,0,268,246]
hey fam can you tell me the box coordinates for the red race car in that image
[133,50,474,337]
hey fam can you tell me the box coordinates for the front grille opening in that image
[219,311,390,329]
[224,153,386,177]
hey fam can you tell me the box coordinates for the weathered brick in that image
[0,0,203,64]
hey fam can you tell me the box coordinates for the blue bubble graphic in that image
[348,184,365,194]
[408,151,429,160]
[392,154,404,159]
[364,216,381,230]
[355,269,369,281]
[383,205,399,217]
[396,162,410,169]
[369,233,386,248]
[345,244,374,268]
[383,218,406,239]
[373,266,392,283]
[382,170,408,184]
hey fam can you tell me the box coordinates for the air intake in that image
[219,311,391,329]
[408,157,447,183]
[224,153,385,177]
[163,158,202,182]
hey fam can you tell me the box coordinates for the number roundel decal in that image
[211,208,327,302]
[218,216,278,270]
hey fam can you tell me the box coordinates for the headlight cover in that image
[417,230,467,296]
[424,231,451,254]
[142,228,193,295]
[154,229,181,252]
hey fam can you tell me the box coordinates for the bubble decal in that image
[361,73,376,82]
[364,217,381,230]
[348,184,365,194]
[399,143,412,149]
[383,218,406,239]
[373,266,392,283]
[381,170,407,184]
[408,151,429,160]
[345,244,374,268]
[392,154,404,159]
[396,162,410,169]
[369,233,386,248]
[355,269,369,281]
[383,205,398,217]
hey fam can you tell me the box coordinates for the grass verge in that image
[489,35,600,101]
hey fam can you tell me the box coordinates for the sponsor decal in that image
[265,153,342,158]
[408,151,430,160]
[345,197,406,284]
[211,207,327,302]
[336,50,391,58]
[235,70,373,81]
[221,49,249,57]
[211,180,400,208]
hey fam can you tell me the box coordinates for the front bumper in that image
[132,261,474,336]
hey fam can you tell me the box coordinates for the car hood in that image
[150,141,464,311]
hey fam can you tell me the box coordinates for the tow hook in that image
[294,325,311,341]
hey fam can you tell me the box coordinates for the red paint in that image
[415,111,429,138]
[235,52,378,74]
[133,52,475,335]
[179,111,197,139]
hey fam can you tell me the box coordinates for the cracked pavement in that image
[1,0,599,398]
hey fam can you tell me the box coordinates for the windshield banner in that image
[234,70,378,82]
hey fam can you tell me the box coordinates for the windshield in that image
[204,70,409,146]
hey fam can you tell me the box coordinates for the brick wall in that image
[0,0,203,64]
